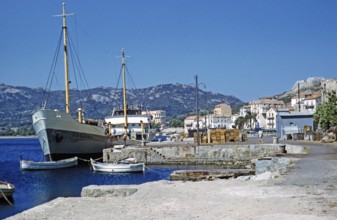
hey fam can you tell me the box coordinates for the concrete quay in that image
[104,142,290,167]
[103,140,302,181]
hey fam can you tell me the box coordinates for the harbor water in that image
[0,138,198,219]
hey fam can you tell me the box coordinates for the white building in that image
[250,99,286,129]
[290,92,321,112]
[240,105,251,117]
[184,103,234,134]
[266,108,277,129]
[290,93,306,112]
[184,116,196,134]
[231,113,240,129]
[183,115,205,135]
[303,93,321,112]
[209,114,231,129]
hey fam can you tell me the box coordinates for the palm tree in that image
[235,116,246,130]
[244,111,257,130]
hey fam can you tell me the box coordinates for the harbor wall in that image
[103,144,289,168]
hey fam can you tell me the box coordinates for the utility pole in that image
[204,93,208,135]
[195,75,200,145]
[298,83,301,112]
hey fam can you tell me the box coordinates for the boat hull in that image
[90,159,145,173]
[20,157,78,170]
[0,182,15,199]
[33,110,114,161]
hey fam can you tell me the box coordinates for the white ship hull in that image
[33,109,113,161]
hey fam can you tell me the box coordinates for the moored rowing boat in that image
[20,157,78,170]
[0,181,15,199]
[90,158,144,173]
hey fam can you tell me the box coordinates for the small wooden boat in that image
[0,181,15,199]
[20,157,78,170]
[90,158,145,173]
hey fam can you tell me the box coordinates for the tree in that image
[168,119,184,128]
[151,122,161,131]
[314,91,337,130]
[234,116,246,130]
[244,112,257,129]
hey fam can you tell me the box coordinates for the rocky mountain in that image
[0,83,244,127]
[290,77,324,91]
[274,77,331,103]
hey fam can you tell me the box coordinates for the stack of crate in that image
[231,129,240,142]
[211,129,240,143]
[208,129,225,143]
[216,130,224,143]
[210,130,216,143]
[194,129,241,143]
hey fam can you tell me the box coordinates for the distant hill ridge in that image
[0,83,243,127]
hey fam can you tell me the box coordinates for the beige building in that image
[214,103,232,117]
[143,110,166,127]
[208,103,233,129]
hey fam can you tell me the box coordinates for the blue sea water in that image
[0,138,198,219]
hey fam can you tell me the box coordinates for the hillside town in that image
[146,77,337,142]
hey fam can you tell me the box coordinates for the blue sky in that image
[1,0,337,102]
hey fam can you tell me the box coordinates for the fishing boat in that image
[0,181,15,199]
[20,157,78,170]
[32,3,113,161]
[104,49,156,143]
[90,158,145,173]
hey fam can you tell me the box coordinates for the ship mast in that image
[122,49,128,142]
[62,3,71,113]
[55,3,73,113]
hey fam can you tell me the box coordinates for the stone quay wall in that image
[103,144,288,168]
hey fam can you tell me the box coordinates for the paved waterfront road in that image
[279,140,337,187]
